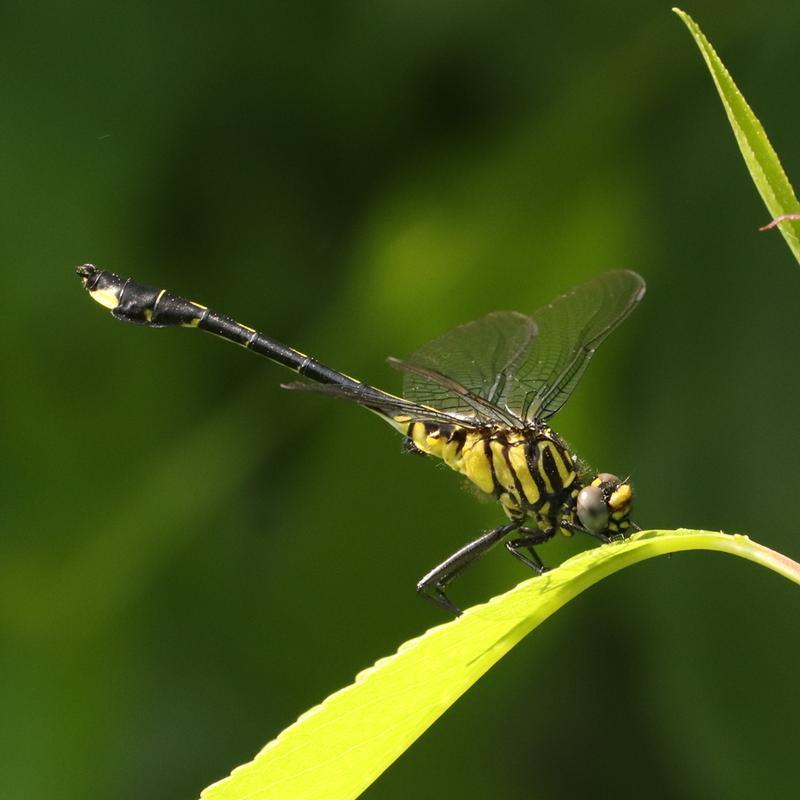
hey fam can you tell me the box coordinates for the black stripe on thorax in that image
[500,439,527,505]
[482,437,501,498]
[525,440,549,509]
[541,444,563,494]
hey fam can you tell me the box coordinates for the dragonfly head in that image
[576,473,633,538]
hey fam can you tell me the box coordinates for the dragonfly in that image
[77,264,645,615]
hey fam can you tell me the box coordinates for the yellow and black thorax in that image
[399,419,580,527]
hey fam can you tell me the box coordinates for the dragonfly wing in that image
[282,380,472,427]
[321,271,644,428]
[393,311,537,423]
[388,358,521,427]
[509,270,646,422]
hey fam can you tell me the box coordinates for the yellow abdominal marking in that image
[440,435,465,465]
[89,288,120,310]
[184,301,207,327]
[404,422,496,495]
[458,435,495,494]
[146,291,169,321]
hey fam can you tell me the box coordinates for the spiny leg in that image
[561,520,612,543]
[505,527,557,573]
[562,520,635,544]
[417,522,521,616]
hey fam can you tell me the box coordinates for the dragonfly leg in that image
[417,521,521,616]
[561,520,612,543]
[505,528,556,573]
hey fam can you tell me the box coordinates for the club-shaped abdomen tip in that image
[76,263,99,288]
[76,264,123,311]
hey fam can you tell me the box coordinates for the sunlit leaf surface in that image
[201,529,800,800]
[674,8,800,263]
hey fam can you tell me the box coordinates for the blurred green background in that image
[3,1,800,798]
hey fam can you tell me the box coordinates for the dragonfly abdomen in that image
[76,265,365,391]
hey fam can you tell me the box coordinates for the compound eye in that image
[577,485,610,534]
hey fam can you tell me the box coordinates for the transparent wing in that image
[390,271,645,425]
[510,270,646,421]
[391,311,537,424]
[281,380,475,428]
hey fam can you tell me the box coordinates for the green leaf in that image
[673,8,800,263]
[200,529,800,800]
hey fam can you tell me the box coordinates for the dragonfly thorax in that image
[401,419,577,521]
[401,419,633,539]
